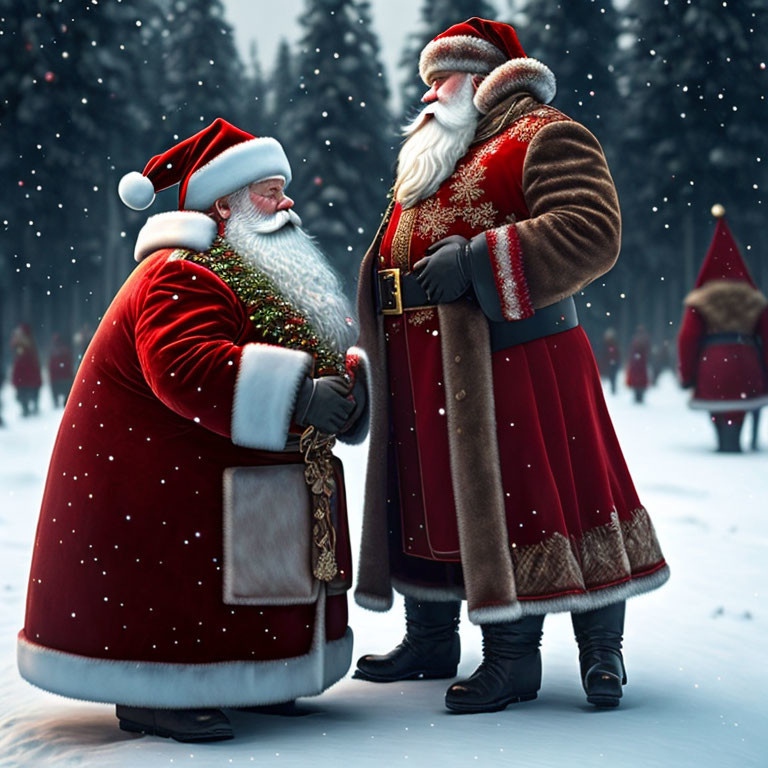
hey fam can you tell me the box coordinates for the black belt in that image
[376,267,579,350]
[488,296,578,351]
[702,332,758,348]
[377,268,432,314]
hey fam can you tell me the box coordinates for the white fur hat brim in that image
[419,34,507,84]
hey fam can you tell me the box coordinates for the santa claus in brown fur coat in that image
[352,17,668,714]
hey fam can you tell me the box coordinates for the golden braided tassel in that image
[300,426,339,582]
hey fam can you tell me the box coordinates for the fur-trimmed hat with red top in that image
[419,17,556,114]
[119,119,292,262]
[118,118,291,212]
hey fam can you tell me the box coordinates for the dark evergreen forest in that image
[1,0,765,367]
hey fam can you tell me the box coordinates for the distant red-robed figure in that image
[625,325,650,403]
[598,327,621,395]
[677,207,768,452]
[47,332,74,408]
[10,323,42,417]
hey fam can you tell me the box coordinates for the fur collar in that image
[685,280,768,334]
[133,211,217,262]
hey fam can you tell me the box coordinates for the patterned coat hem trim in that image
[388,565,670,624]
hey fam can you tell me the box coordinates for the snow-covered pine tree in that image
[398,0,497,119]
[618,0,768,327]
[159,0,245,144]
[289,0,394,291]
[243,40,266,133]
[511,0,626,343]
[267,38,299,143]
[5,0,163,328]
[512,0,620,141]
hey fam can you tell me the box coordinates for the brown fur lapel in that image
[437,301,520,623]
[353,202,396,611]
[473,92,542,144]
[685,280,768,334]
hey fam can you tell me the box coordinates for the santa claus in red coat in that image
[352,18,668,713]
[678,206,768,452]
[18,120,367,742]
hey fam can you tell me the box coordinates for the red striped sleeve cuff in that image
[485,225,534,322]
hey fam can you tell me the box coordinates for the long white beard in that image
[225,189,357,354]
[394,74,480,210]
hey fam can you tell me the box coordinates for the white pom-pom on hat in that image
[118,171,156,211]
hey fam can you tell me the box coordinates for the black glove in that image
[294,375,355,434]
[412,234,472,304]
[340,372,367,434]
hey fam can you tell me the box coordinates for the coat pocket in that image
[222,464,320,605]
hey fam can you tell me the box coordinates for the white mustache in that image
[247,208,303,233]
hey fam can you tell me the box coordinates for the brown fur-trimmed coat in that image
[354,95,668,624]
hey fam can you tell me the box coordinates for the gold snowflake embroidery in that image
[462,201,497,230]
[508,107,569,143]
[416,198,458,239]
[406,308,436,326]
[414,130,523,240]
[449,163,487,207]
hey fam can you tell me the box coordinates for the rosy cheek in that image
[249,192,277,215]
[438,76,462,101]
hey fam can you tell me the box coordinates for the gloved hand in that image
[294,375,356,434]
[340,372,367,434]
[412,234,472,304]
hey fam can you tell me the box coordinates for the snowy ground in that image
[0,372,766,767]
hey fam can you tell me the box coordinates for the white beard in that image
[224,188,357,354]
[394,74,480,210]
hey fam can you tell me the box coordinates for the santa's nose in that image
[277,195,294,211]
[421,83,439,103]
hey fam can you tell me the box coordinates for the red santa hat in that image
[419,17,556,114]
[117,118,292,212]
[693,205,756,289]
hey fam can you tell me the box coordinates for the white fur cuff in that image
[231,344,313,451]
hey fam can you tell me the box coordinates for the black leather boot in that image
[116,705,233,742]
[444,615,543,714]
[572,601,627,708]
[354,597,461,682]
[714,418,742,452]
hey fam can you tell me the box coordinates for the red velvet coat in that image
[18,239,356,708]
[354,104,668,624]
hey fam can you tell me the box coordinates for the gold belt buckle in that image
[379,268,403,316]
